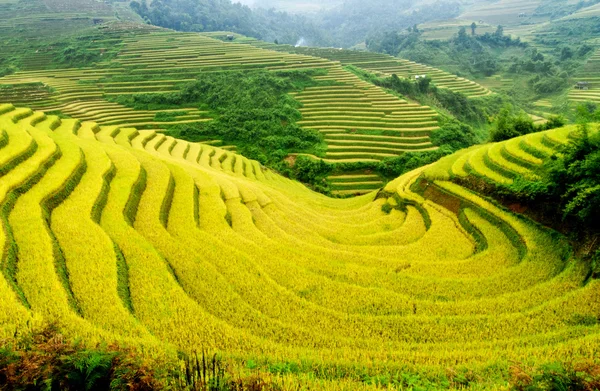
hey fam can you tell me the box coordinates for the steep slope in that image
[0,103,598,384]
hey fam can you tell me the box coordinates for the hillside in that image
[0,24,479,196]
[569,48,600,104]
[3,0,600,388]
[228,33,492,98]
[0,103,599,388]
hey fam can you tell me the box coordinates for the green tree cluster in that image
[130,0,329,46]
[164,70,325,165]
[366,27,508,78]
[490,104,565,142]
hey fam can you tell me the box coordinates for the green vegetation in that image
[346,65,502,127]
[365,26,523,79]
[112,70,327,168]
[365,18,599,112]
[54,39,121,68]
[490,104,565,142]
[506,122,600,229]
[129,0,330,46]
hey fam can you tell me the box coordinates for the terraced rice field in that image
[0,26,444,196]
[459,0,543,25]
[0,103,598,383]
[430,124,575,186]
[292,69,439,158]
[569,49,600,104]
[418,19,496,41]
[219,33,491,98]
[0,26,341,129]
[290,66,439,195]
[560,3,600,20]
[0,0,124,40]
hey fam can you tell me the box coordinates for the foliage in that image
[365,19,594,105]
[56,46,105,68]
[290,156,332,194]
[130,0,330,46]
[576,102,600,122]
[431,120,479,151]
[377,148,451,179]
[506,122,600,229]
[490,104,565,142]
[113,70,325,169]
[505,45,591,96]
[0,325,161,390]
[366,28,512,78]
[510,361,600,391]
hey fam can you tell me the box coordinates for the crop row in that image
[232,36,491,98]
[0,106,596,373]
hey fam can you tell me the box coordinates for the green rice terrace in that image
[0,24,479,196]
[0,100,599,388]
[222,33,492,98]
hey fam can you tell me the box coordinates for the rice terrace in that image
[0,0,600,390]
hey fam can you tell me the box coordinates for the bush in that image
[490,105,535,142]
[377,148,452,179]
[531,74,569,94]
[290,156,332,194]
[0,325,162,390]
[431,120,479,151]
[510,362,600,391]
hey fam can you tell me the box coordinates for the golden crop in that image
[1,106,599,386]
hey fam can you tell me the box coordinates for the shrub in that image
[0,325,162,390]
[490,105,535,142]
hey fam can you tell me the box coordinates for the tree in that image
[494,25,504,37]
[471,22,477,36]
[431,120,478,151]
[458,26,468,42]
[490,105,536,142]
[416,76,431,93]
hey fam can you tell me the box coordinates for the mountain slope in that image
[1,103,598,384]
[0,25,448,195]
